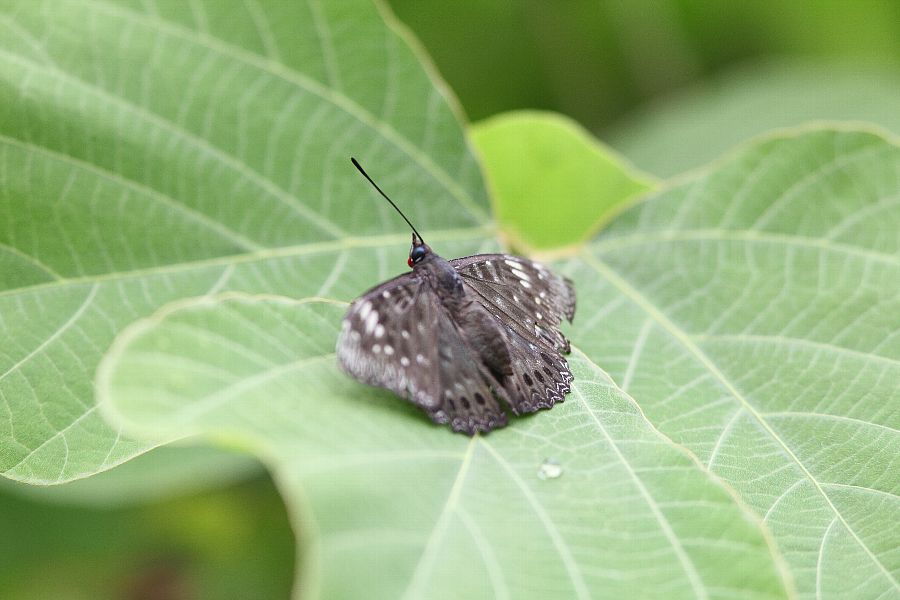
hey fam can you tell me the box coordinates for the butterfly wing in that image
[452,254,576,351]
[336,273,507,434]
[452,254,576,414]
[431,310,509,434]
[336,273,438,408]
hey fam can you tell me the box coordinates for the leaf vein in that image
[582,250,900,592]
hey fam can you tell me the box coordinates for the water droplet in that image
[537,458,563,480]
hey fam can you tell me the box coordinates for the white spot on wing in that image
[374,324,385,338]
[359,301,372,319]
[384,345,394,355]
[365,310,378,334]
[400,357,410,366]
[373,344,381,353]
[520,280,532,288]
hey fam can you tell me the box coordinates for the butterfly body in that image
[337,234,576,435]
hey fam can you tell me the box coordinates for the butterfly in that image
[336,158,576,435]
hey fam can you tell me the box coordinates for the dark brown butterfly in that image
[336,158,576,435]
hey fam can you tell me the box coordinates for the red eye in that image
[407,257,414,268]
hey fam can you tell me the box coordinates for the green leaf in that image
[0,473,295,599]
[3,1,899,598]
[471,111,655,251]
[96,126,900,599]
[0,0,490,482]
[568,127,900,599]
[97,294,791,600]
[606,60,900,178]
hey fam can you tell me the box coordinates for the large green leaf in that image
[95,125,900,599]
[0,0,489,482]
[564,127,900,599]
[3,1,899,599]
[97,295,791,599]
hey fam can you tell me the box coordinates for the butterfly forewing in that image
[337,271,509,434]
[337,274,441,409]
[452,254,576,352]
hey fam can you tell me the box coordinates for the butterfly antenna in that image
[350,157,425,244]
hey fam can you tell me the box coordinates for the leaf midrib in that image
[592,227,900,267]
[0,225,492,299]
[0,134,266,251]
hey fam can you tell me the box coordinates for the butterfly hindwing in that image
[498,327,574,414]
[432,310,509,434]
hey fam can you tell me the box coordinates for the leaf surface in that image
[0,0,488,481]
[98,295,791,600]
[2,2,898,599]
[565,127,900,599]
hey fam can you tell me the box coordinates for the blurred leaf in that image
[0,0,490,483]
[0,474,294,600]
[471,111,655,251]
[98,296,790,600]
[606,60,900,177]
[389,1,900,132]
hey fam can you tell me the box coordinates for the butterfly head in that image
[408,233,431,268]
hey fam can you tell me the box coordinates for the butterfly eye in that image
[409,245,427,266]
